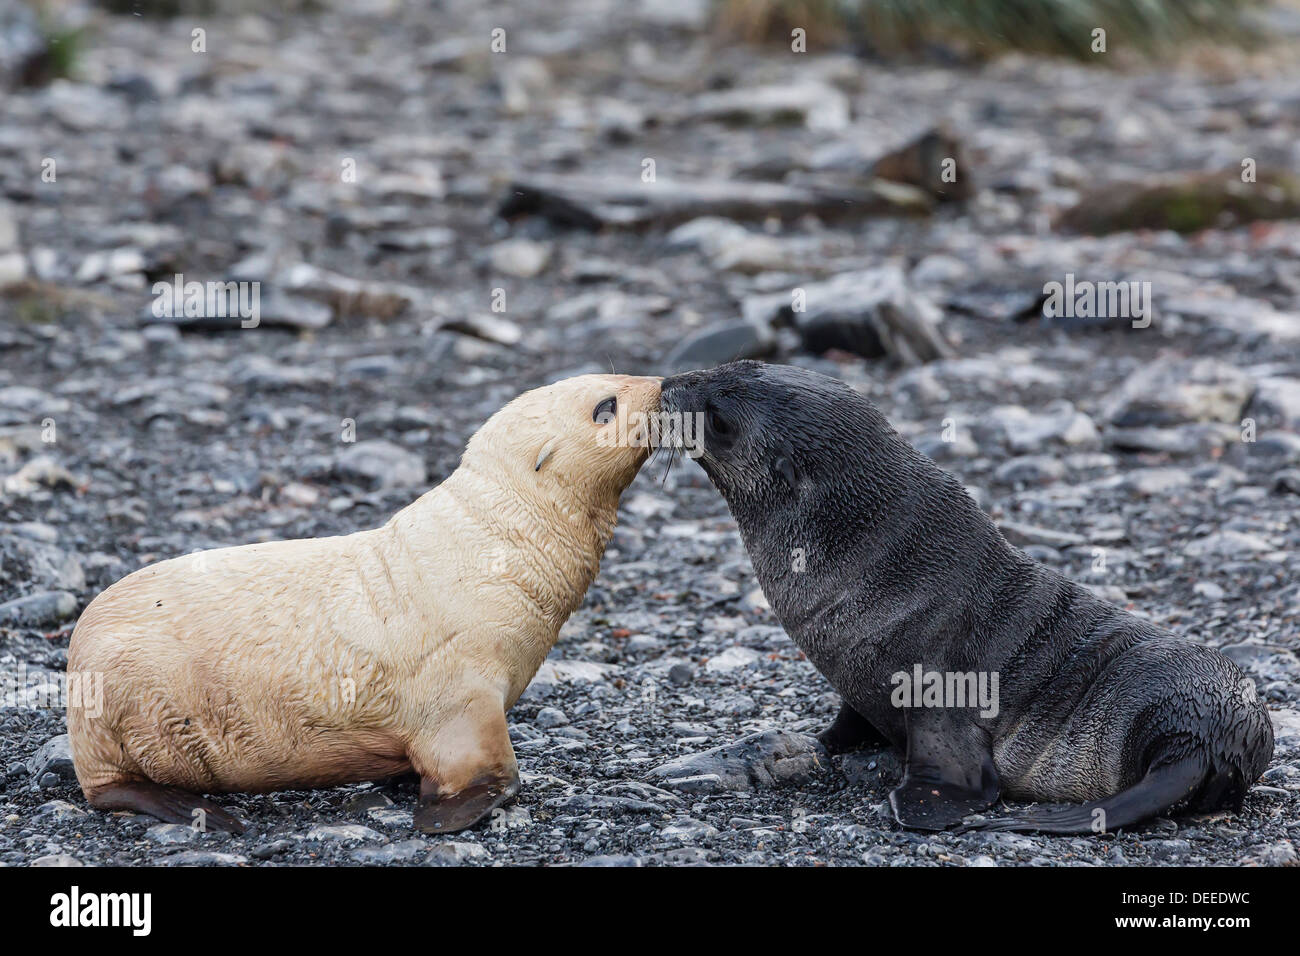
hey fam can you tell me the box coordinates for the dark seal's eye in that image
[593,396,617,424]
[707,406,732,437]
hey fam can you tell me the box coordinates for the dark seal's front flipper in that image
[889,710,999,830]
[818,702,888,755]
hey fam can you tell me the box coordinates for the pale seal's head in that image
[466,373,662,507]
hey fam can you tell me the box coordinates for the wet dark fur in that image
[662,361,1273,832]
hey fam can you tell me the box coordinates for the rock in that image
[351,839,428,863]
[1193,581,1226,601]
[667,662,694,686]
[1104,358,1255,428]
[996,522,1086,550]
[145,823,197,845]
[1124,467,1193,497]
[1249,377,1300,429]
[534,706,569,729]
[1183,531,1275,558]
[32,799,87,822]
[426,841,489,865]
[743,265,953,365]
[1273,469,1300,495]
[1221,643,1300,682]
[0,0,48,89]
[663,321,775,374]
[1248,841,1297,866]
[3,457,81,494]
[26,734,76,784]
[305,824,384,843]
[75,248,148,284]
[1059,170,1300,234]
[870,126,973,201]
[0,250,25,286]
[993,455,1065,485]
[488,238,552,278]
[0,591,78,627]
[545,794,664,815]
[704,646,762,673]
[684,83,850,132]
[838,749,903,789]
[162,851,248,866]
[498,173,930,231]
[334,440,426,489]
[522,659,619,700]
[577,854,644,866]
[984,401,1099,452]
[647,729,828,793]
[438,313,523,347]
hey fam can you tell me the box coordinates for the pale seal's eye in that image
[593,396,617,424]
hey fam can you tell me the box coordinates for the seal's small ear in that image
[534,438,558,473]
[774,452,798,491]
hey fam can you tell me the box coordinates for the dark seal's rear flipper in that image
[818,702,888,755]
[890,711,999,830]
[958,756,1208,835]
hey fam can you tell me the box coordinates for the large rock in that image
[664,321,775,374]
[1104,357,1255,428]
[26,734,77,785]
[743,265,953,365]
[683,83,850,132]
[870,126,973,201]
[647,729,828,794]
[1058,170,1300,234]
[498,173,930,231]
[334,440,426,489]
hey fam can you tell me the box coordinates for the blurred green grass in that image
[716,0,1264,60]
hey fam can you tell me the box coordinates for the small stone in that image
[534,707,569,729]
[305,824,384,843]
[426,841,489,865]
[146,823,197,845]
[704,646,762,673]
[489,238,552,278]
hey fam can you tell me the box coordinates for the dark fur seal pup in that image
[661,361,1273,833]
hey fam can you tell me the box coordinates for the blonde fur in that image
[67,374,659,811]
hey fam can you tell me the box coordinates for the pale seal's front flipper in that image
[409,690,521,835]
[889,710,999,830]
[818,702,888,755]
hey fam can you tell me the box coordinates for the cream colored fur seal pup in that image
[67,374,661,834]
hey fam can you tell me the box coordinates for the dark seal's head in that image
[659,361,991,610]
[660,360,912,510]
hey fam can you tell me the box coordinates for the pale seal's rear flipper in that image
[88,781,246,834]
[957,755,1211,835]
[889,711,999,830]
